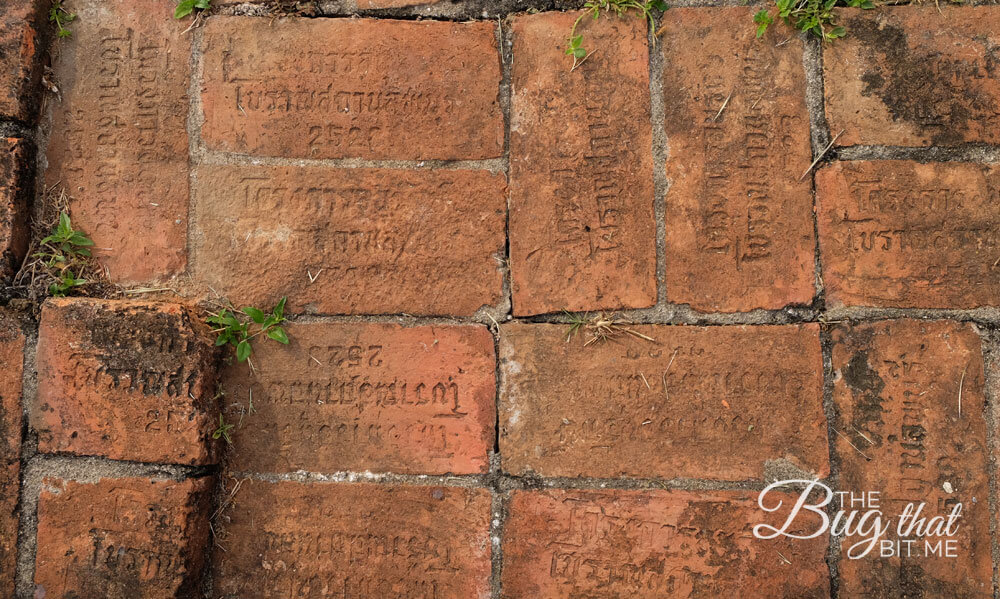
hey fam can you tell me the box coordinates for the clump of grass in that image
[206,297,289,364]
[567,0,668,69]
[25,211,95,297]
[212,413,234,444]
[49,1,75,38]
[753,0,874,42]
[564,310,656,346]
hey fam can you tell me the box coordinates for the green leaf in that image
[274,297,286,319]
[573,47,587,59]
[175,0,196,18]
[195,0,211,7]
[236,339,251,362]
[243,306,266,324]
[266,327,289,345]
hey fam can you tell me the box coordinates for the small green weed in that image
[567,0,668,68]
[49,1,76,38]
[753,0,874,42]
[174,0,211,19]
[212,413,234,444]
[207,297,289,363]
[34,212,94,296]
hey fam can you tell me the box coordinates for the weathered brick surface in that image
[221,322,496,475]
[661,8,816,312]
[33,298,220,465]
[817,162,1000,309]
[213,481,492,598]
[825,6,1000,147]
[0,137,30,281]
[0,311,23,594]
[0,0,44,122]
[502,488,830,598]
[200,18,503,160]
[499,322,828,479]
[509,12,655,315]
[192,164,505,315]
[45,0,190,283]
[34,475,213,598]
[832,319,991,598]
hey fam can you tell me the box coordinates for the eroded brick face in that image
[0,0,43,122]
[832,320,991,598]
[509,11,656,315]
[499,322,829,479]
[199,17,503,160]
[34,476,213,599]
[191,164,505,316]
[33,298,220,465]
[502,488,830,599]
[0,137,29,281]
[220,322,496,475]
[661,7,816,313]
[45,0,191,283]
[0,311,23,593]
[212,481,492,598]
[817,162,1000,309]
[825,6,1000,147]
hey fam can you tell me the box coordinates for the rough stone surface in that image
[661,8,816,313]
[33,298,220,465]
[0,0,43,122]
[220,322,496,475]
[817,161,1000,309]
[499,322,829,479]
[34,475,214,599]
[502,488,830,598]
[832,319,991,598]
[45,0,191,283]
[212,481,492,598]
[509,11,655,315]
[0,137,29,281]
[199,17,503,160]
[191,164,505,316]
[0,311,23,594]
[825,6,1000,147]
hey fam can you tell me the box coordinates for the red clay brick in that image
[509,12,655,315]
[200,17,503,160]
[0,0,43,121]
[502,488,830,598]
[825,6,1000,147]
[45,0,190,283]
[213,481,492,598]
[220,322,496,475]
[34,475,213,598]
[660,8,815,312]
[817,162,1000,309]
[191,164,505,316]
[33,298,220,465]
[0,311,23,593]
[0,137,30,281]
[499,322,828,479]
[832,319,991,598]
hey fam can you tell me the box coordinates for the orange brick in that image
[0,311,23,593]
[33,298,220,465]
[45,0,190,283]
[825,6,1000,147]
[221,322,496,475]
[1,137,30,281]
[832,319,991,598]
[817,162,1000,309]
[509,12,655,315]
[499,322,829,479]
[0,0,44,122]
[502,488,830,598]
[34,475,213,598]
[200,18,503,160]
[213,481,492,598]
[660,8,815,312]
[191,164,505,316]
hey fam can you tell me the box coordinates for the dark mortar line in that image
[22,453,220,480]
[835,144,1000,163]
[802,35,831,317]
[819,324,844,599]
[489,486,509,599]
[0,120,35,140]
[978,325,1000,599]
[648,10,670,313]
[13,321,38,599]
